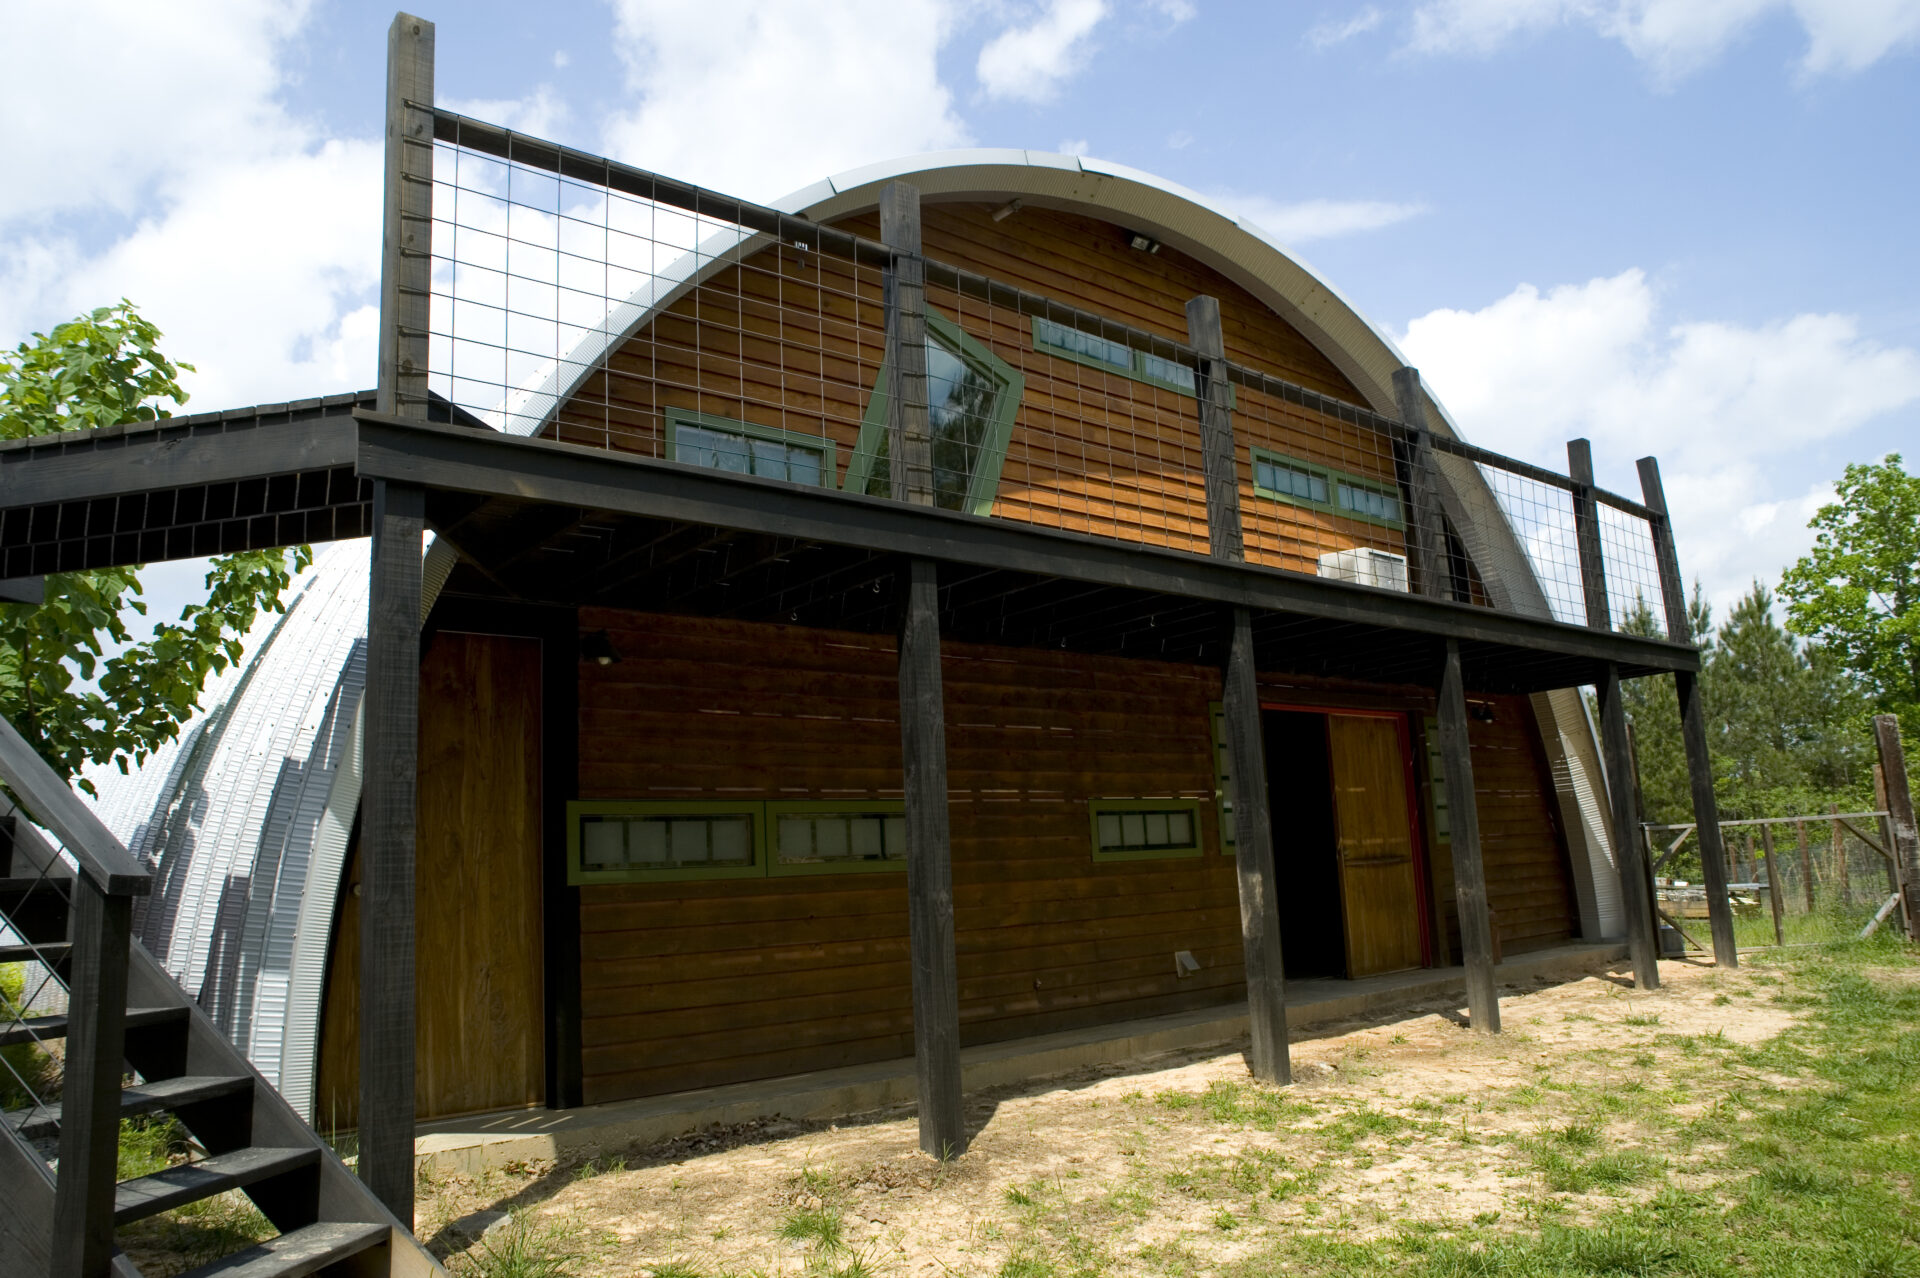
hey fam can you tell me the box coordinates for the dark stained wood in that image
[899,558,964,1156]
[378,13,434,419]
[1874,715,1919,939]
[1566,440,1610,631]
[48,883,132,1278]
[882,184,935,507]
[1437,640,1498,1033]
[1186,296,1242,563]
[1392,368,1449,600]
[1327,714,1422,977]
[1221,605,1290,1083]
[1597,665,1658,988]
[359,479,423,1219]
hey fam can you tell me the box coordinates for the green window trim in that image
[1089,797,1206,862]
[662,407,838,488]
[843,311,1024,517]
[1421,716,1452,843]
[766,800,908,876]
[1249,446,1406,531]
[568,800,766,884]
[1209,700,1235,852]
[1030,316,1235,405]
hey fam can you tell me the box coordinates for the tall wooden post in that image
[361,481,424,1219]
[1796,821,1815,914]
[1437,641,1498,1030]
[1393,368,1452,600]
[881,183,935,507]
[1874,764,1902,896]
[1831,806,1849,905]
[1760,824,1786,946]
[1570,441,1658,988]
[49,882,131,1278]
[1189,296,1288,1082]
[1873,715,1920,941]
[378,13,434,419]
[1638,456,1738,968]
[1186,295,1243,561]
[898,559,964,1155]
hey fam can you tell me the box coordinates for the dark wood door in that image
[1327,714,1423,977]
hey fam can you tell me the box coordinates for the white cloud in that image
[601,0,969,202]
[1145,0,1198,23]
[1407,0,1920,81]
[977,0,1112,103]
[1396,269,1920,611]
[1059,137,1093,155]
[1308,5,1385,49]
[1167,129,1195,149]
[443,88,570,140]
[1225,195,1428,243]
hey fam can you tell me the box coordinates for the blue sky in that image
[5,0,1917,633]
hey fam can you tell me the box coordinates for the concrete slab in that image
[411,940,1627,1174]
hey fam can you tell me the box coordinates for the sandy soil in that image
[408,954,1804,1276]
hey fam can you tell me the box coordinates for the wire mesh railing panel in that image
[1596,501,1670,638]
[1473,465,1586,625]
[1,812,76,1133]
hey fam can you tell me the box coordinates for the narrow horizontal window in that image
[1135,352,1196,394]
[664,410,835,488]
[1336,482,1401,525]
[771,802,908,874]
[569,801,765,883]
[1034,317,1132,372]
[1253,457,1329,505]
[1089,798,1205,862]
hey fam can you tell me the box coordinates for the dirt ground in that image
[409,954,1806,1276]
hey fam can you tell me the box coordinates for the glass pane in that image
[581,819,624,870]
[816,817,849,860]
[884,816,907,857]
[1145,813,1170,846]
[670,818,710,863]
[1036,317,1129,370]
[1169,812,1193,845]
[778,816,812,860]
[1309,475,1329,503]
[1121,813,1146,847]
[709,816,751,865]
[1097,813,1123,848]
[630,818,668,864]
[1138,353,1195,392]
[750,436,787,480]
[787,447,822,487]
[925,336,1003,512]
[850,816,883,859]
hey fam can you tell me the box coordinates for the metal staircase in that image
[0,717,441,1278]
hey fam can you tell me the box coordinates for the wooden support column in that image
[1760,824,1786,945]
[881,183,935,507]
[1638,456,1739,968]
[1796,821,1815,914]
[1393,368,1453,600]
[1875,764,1902,896]
[1223,605,1290,1083]
[1873,715,1920,941]
[1186,295,1243,561]
[898,558,964,1156]
[49,882,131,1278]
[361,480,424,1219]
[1188,295,1288,1082]
[1437,640,1499,1031]
[377,13,434,419]
[1570,440,1658,988]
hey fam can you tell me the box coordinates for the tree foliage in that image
[0,303,310,793]
[1778,453,1920,741]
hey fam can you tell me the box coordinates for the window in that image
[663,409,835,488]
[1422,716,1451,843]
[768,801,908,876]
[1250,447,1406,530]
[1210,701,1235,850]
[1030,317,1230,403]
[568,801,764,884]
[1089,798,1205,862]
[844,312,1024,515]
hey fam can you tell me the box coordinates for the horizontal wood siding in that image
[576,609,1244,1103]
[547,202,1403,568]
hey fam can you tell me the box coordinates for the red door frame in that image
[1258,701,1435,969]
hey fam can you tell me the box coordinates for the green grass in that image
[779,1206,846,1251]
[462,1216,579,1278]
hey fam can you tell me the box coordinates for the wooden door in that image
[1327,714,1423,977]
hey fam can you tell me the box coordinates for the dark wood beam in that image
[1597,664,1660,988]
[1874,715,1920,941]
[1222,604,1290,1083]
[1186,295,1242,562]
[1437,639,1500,1032]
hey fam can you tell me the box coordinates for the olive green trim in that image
[1029,316,1235,406]
[567,799,766,884]
[1209,700,1235,853]
[766,799,908,876]
[661,407,838,487]
[1088,797,1206,863]
[843,310,1025,516]
[1248,446,1406,531]
[1421,715,1452,844]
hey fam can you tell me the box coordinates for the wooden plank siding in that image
[546,201,1407,571]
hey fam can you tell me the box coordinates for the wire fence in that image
[1,800,76,1144]
[423,114,1673,628]
[1646,811,1903,950]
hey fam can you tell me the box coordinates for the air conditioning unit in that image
[1317,547,1409,592]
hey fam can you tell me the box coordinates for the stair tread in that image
[0,1005,185,1048]
[7,1073,253,1140]
[116,1145,320,1225]
[0,872,74,891]
[170,1221,389,1278]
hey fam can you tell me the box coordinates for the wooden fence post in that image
[378,12,434,419]
[48,881,131,1278]
[1796,820,1815,914]
[881,183,935,507]
[1393,368,1453,600]
[899,558,965,1155]
[1187,295,1244,562]
[1872,715,1920,942]
[1438,640,1500,1032]
[1875,764,1901,896]
[1638,456,1738,968]
[1222,605,1291,1083]
[1760,824,1786,946]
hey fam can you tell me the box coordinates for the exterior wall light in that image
[581,629,620,666]
[1127,231,1161,254]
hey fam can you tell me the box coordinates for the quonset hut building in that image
[7,12,1738,1238]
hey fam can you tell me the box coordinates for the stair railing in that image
[0,716,151,1278]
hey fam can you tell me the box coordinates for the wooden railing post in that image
[1760,823,1786,946]
[1873,716,1920,941]
[898,558,964,1155]
[1188,295,1289,1083]
[1571,440,1658,988]
[1437,640,1499,1032]
[1638,456,1739,969]
[1392,368,1453,601]
[377,12,435,419]
[881,183,935,507]
[49,880,132,1278]
[360,480,424,1219]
